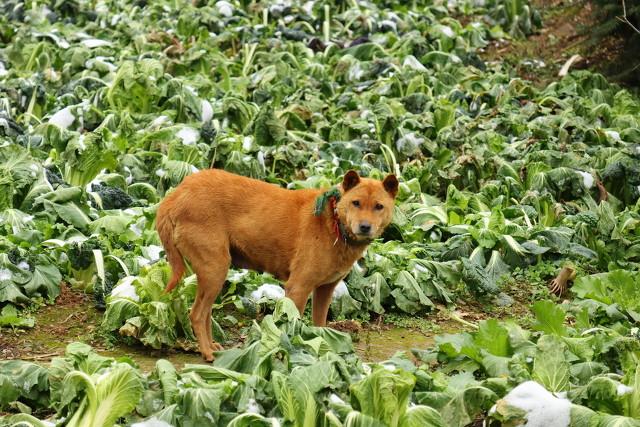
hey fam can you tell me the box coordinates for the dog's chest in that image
[323,267,352,284]
[318,247,367,284]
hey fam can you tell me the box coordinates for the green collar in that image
[314,187,342,216]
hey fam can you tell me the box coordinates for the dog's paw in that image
[201,350,214,362]
[211,341,224,352]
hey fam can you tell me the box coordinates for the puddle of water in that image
[355,327,436,362]
[100,347,205,372]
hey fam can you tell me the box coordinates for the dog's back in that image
[156,169,321,287]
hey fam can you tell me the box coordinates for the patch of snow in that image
[576,171,594,189]
[490,381,571,427]
[150,115,170,129]
[617,384,634,396]
[49,106,75,129]
[250,284,285,301]
[269,2,287,15]
[348,62,365,81]
[352,262,364,274]
[0,61,7,77]
[396,132,424,154]
[45,32,70,49]
[440,25,455,38]
[332,280,349,300]
[0,268,12,282]
[129,223,143,237]
[201,100,213,123]
[131,419,174,427]
[17,261,30,271]
[144,245,164,261]
[246,398,262,414]
[110,277,140,302]
[228,269,248,282]
[413,263,429,274]
[77,134,86,151]
[362,364,372,376]
[403,55,427,72]
[257,151,265,169]
[155,169,167,178]
[44,68,58,82]
[605,130,621,142]
[216,1,234,17]
[329,393,346,405]
[302,1,315,16]
[81,38,111,48]
[522,59,546,68]
[176,127,199,145]
[124,166,133,185]
[242,136,253,151]
[85,57,117,72]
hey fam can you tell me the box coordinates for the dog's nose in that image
[359,222,371,234]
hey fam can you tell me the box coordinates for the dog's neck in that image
[316,189,371,248]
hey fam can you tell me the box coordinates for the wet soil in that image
[0,284,449,369]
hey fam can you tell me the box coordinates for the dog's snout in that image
[359,222,372,234]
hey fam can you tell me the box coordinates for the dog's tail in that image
[156,204,185,293]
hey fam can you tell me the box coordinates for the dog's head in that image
[335,170,398,243]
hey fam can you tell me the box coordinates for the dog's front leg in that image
[312,281,341,327]
[283,277,315,317]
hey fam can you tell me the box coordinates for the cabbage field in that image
[1,0,640,426]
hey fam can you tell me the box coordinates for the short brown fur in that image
[156,169,398,361]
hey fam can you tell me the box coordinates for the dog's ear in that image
[342,170,360,192]
[383,174,399,198]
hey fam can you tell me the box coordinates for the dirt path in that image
[482,0,626,87]
[0,284,461,369]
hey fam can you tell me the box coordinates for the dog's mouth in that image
[350,227,376,241]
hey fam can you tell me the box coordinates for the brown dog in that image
[156,169,398,361]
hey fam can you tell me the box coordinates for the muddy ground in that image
[0,278,541,371]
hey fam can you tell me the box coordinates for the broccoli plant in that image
[90,183,133,210]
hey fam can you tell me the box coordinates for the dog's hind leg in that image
[180,236,230,361]
[312,281,340,327]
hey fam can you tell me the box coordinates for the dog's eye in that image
[374,203,384,210]
[352,200,360,207]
